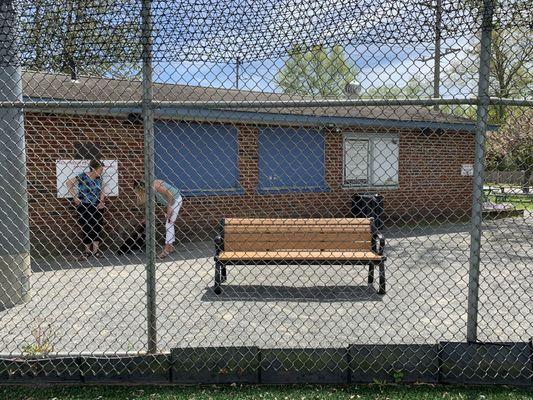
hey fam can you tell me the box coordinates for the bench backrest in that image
[222,218,374,252]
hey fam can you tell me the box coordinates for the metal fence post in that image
[141,0,157,354]
[432,0,442,112]
[466,0,495,343]
[0,0,31,309]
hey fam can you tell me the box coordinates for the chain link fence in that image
[0,0,531,385]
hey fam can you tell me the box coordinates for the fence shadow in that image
[384,222,471,239]
[32,216,531,272]
[32,252,147,272]
[201,284,382,302]
[32,241,214,272]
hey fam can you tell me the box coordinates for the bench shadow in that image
[202,284,382,302]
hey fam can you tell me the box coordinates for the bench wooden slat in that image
[224,225,371,234]
[225,241,372,251]
[225,232,372,251]
[225,233,372,240]
[224,218,371,226]
[218,250,383,261]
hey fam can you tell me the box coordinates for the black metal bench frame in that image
[213,218,387,296]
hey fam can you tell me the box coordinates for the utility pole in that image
[418,0,459,111]
[235,57,241,90]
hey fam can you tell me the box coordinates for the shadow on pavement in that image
[201,284,382,302]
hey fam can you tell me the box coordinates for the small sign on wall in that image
[56,160,119,198]
[461,164,474,176]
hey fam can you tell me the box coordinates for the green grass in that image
[485,183,518,189]
[1,384,532,400]
[486,194,533,211]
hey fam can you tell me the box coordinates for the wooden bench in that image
[213,218,386,295]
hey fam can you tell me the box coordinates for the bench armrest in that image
[376,233,385,256]
[214,235,224,255]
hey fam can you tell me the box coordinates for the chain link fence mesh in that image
[0,0,531,384]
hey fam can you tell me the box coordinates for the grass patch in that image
[486,194,533,211]
[1,384,532,400]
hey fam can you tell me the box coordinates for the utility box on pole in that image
[0,0,31,308]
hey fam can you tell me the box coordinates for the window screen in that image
[155,121,242,196]
[258,127,328,193]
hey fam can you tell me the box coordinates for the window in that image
[155,121,242,196]
[344,139,370,185]
[344,134,399,187]
[258,127,328,193]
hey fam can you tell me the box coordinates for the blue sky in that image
[152,37,474,97]
[150,0,477,97]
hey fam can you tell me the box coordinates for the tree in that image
[445,6,532,191]
[362,74,433,99]
[486,108,533,193]
[446,26,532,124]
[277,45,356,98]
[19,0,141,78]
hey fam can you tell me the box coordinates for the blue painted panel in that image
[155,121,241,196]
[258,127,327,192]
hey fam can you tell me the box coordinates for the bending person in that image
[134,179,182,259]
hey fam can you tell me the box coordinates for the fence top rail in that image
[0,97,531,109]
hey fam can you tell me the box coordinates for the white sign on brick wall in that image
[56,159,119,198]
[461,164,474,176]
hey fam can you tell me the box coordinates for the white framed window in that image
[343,134,399,187]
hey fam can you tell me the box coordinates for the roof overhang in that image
[24,103,490,133]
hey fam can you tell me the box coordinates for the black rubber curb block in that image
[260,348,348,384]
[440,342,532,386]
[80,354,171,383]
[349,344,439,383]
[171,347,259,384]
[0,356,81,382]
[0,342,531,385]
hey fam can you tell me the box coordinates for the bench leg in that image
[368,263,375,285]
[378,261,386,295]
[221,265,227,283]
[214,260,223,294]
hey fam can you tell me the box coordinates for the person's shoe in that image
[158,249,171,259]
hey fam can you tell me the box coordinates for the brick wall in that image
[24,112,475,257]
[25,112,144,257]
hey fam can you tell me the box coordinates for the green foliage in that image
[277,45,356,98]
[486,193,533,211]
[363,74,433,99]
[446,27,532,125]
[19,0,141,78]
[392,370,405,383]
[363,27,531,126]
[3,384,533,400]
[485,108,533,191]
[21,321,55,357]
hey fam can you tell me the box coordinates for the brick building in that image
[22,71,477,256]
